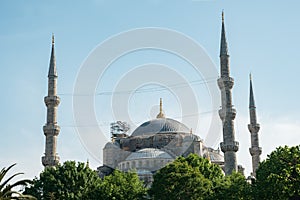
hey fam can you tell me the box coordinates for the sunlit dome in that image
[131,98,190,137]
[131,118,190,137]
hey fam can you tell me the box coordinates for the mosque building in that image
[41,12,262,183]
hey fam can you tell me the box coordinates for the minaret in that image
[248,74,262,177]
[41,35,61,167]
[217,12,239,175]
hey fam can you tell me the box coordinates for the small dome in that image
[104,142,119,149]
[137,169,152,175]
[125,148,173,161]
[131,118,190,137]
[207,151,224,163]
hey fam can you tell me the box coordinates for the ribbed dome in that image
[125,148,173,161]
[131,118,190,137]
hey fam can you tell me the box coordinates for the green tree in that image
[150,154,253,200]
[212,172,252,200]
[98,170,147,200]
[254,145,300,200]
[149,154,223,200]
[24,161,101,200]
[0,163,36,200]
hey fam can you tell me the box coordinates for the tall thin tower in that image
[248,74,262,177]
[42,35,60,167]
[217,12,239,175]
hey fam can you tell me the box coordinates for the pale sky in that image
[1,0,300,180]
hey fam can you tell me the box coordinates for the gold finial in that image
[160,98,163,113]
[52,34,55,45]
[156,98,165,118]
[250,73,252,81]
[222,10,224,22]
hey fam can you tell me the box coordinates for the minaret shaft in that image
[248,75,261,177]
[218,12,239,175]
[48,79,57,96]
[42,35,60,167]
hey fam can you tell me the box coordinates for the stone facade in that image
[42,35,60,167]
[100,106,225,182]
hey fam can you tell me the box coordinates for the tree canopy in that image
[254,145,300,200]
[24,161,146,200]
[99,170,147,200]
[24,161,101,200]
[149,154,251,200]
[23,145,300,200]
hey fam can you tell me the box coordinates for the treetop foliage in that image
[24,161,146,200]
[254,145,300,200]
[22,145,300,200]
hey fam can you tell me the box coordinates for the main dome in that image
[131,118,190,137]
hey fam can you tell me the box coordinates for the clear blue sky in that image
[1,0,300,179]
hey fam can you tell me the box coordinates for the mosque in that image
[41,12,262,183]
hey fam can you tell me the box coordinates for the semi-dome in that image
[125,148,173,161]
[131,118,190,137]
[208,151,224,163]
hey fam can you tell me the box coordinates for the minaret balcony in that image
[220,141,239,152]
[43,124,60,136]
[218,108,236,120]
[44,96,60,107]
[42,155,60,167]
[217,76,234,89]
[249,147,262,156]
[248,124,260,133]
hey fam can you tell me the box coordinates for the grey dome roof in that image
[104,142,119,149]
[125,148,173,161]
[206,151,224,163]
[131,118,190,137]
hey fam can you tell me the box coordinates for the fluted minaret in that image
[41,35,61,167]
[248,74,262,177]
[217,12,239,175]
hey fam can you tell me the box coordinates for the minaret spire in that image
[249,74,256,111]
[42,35,61,167]
[217,11,239,175]
[220,11,229,57]
[156,98,165,118]
[248,74,262,177]
[48,34,57,78]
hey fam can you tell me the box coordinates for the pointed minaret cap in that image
[156,98,165,118]
[220,10,229,56]
[249,73,256,108]
[222,10,224,22]
[48,34,57,78]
